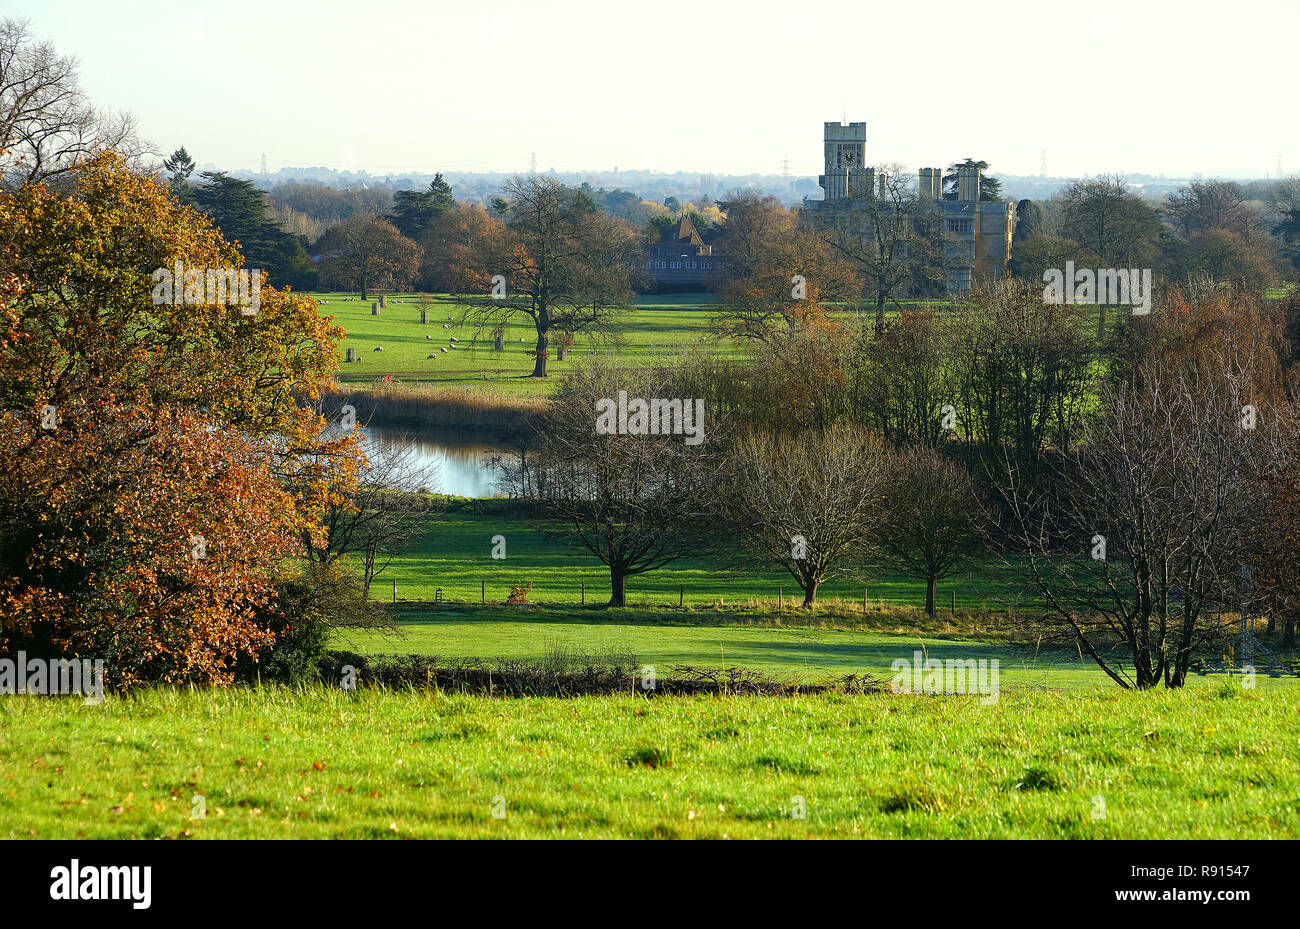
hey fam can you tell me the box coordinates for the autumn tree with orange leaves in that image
[711,191,857,345]
[0,153,362,687]
[418,203,500,294]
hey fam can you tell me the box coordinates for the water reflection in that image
[361,424,504,498]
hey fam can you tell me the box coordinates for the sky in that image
[8,0,1298,181]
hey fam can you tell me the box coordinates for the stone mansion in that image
[801,120,1015,292]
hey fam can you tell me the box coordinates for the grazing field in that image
[373,506,1031,611]
[318,292,740,393]
[347,607,1109,688]
[344,508,1297,689]
[2,685,1295,839]
[316,291,1127,397]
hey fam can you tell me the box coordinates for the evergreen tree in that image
[389,173,455,241]
[942,158,1004,202]
[192,171,316,288]
[1014,199,1043,242]
[162,146,196,205]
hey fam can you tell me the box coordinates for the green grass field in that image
[3,685,1294,838]
[376,506,1029,610]
[348,608,1107,688]
[84,291,1269,842]
[342,508,1299,690]
[319,292,738,393]
[317,290,1128,395]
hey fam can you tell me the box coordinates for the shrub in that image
[237,564,394,684]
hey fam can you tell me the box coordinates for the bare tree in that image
[724,424,889,606]
[1251,392,1300,645]
[501,358,727,606]
[813,164,948,331]
[463,176,643,378]
[710,191,857,345]
[1058,175,1161,267]
[305,425,439,600]
[1164,180,1254,238]
[875,446,982,616]
[318,216,422,299]
[0,18,146,185]
[948,281,1094,469]
[411,292,437,324]
[1003,356,1258,689]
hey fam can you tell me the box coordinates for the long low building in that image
[642,215,726,292]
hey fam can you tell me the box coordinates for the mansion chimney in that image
[957,164,981,202]
[918,167,942,200]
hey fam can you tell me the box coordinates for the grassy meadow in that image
[340,507,1299,690]
[317,290,1125,398]
[319,292,738,393]
[2,685,1295,839]
[6,289,1274,842]
[373,506,1031,610]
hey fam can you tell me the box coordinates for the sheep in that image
[426,353,437,359]
[373,346,383,352]
[440,347,447,353]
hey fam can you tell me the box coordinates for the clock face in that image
[839,148,858,166]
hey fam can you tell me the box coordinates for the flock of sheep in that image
[316,296,529,369]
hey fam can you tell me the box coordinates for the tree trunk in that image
[608,569,626,607]
[802,577,818,607]
[925,575,937,617]
[1134,655,1159,689]
[530,329,549,377]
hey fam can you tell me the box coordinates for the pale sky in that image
[9,0,1297,180]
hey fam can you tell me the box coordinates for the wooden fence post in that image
[864,589,868,614]
[392,579,396,603]
[581,580,585,605]
[679,584,683,608]
[778,584,782,612]
[950,590,955,617]
[481,579,485,603]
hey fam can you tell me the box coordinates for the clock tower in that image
[819,121,871,202]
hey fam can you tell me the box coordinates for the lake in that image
[361,424,505,498]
